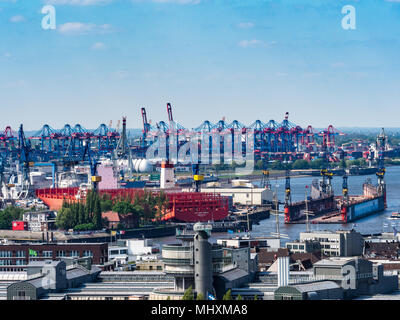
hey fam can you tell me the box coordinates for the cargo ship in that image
[35,187,230,223]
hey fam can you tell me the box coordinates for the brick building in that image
[101,211,138,230]
[0,242,108,266]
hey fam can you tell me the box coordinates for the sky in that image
[1,0,400,132]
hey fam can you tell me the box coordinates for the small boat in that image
[388,211,400,220]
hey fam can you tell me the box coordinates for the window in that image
[0,251,12,258]
[43,251,52,258]
[70,250,79,258]
[83,250,93,257]
[16,260,26,265]
[16,251,25,258]
[56,251,66,258]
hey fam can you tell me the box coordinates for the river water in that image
[152,166,400,247]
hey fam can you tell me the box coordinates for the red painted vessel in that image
[35,188,230,223]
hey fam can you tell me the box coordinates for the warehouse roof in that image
[287,281,340,293]
[313,257,354,267]
[218,268,249,282]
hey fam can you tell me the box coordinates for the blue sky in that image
[1,0,400,131]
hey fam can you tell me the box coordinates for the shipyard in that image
[1,105,400,303]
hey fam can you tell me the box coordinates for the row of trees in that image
[56,191,102,231]
[55,191,169,231]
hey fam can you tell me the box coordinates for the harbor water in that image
[153,166,400,246]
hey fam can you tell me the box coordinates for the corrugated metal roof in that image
[290,281,340,293]
[218,268,249,282]
[66,268,88,280]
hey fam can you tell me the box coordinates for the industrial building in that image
[274,281,343,300]
[299,229,364,257]
[286,240,321,254]
[150,223,255,300]
[22,210,57,232]
[217,236,281,251]
[5,258,101,300]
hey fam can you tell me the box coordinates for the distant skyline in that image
[1,0,400,131]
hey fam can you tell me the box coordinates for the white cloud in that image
[44,0,113,5]
[10,15,25,23]
[58,22,114,35]
[237,22,254,29]
[91,42,106,50]
[237,39,274,48]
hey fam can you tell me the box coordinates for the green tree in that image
[222,289,232,300]
[292,159,310,170]
[236,295,243,300]
[92,194,102,230]
[270,160,285,171]
[0,207,25,229]
[182,286,194,300]
[79,202,86,225]
[196,293,204,300]
[255,160,264,170]
[254,295,258,300]
[310,159,324,169]
[55,207,75,230]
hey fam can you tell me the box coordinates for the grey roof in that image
[27,276,56,288]
[218,268,249,282]
[66,268,89,280]
[290,281,340,293]
[28,260,61,267]
[313,258,354,267]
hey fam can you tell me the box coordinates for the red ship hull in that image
[35,188,230,223]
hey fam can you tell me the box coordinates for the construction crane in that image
[376,128,386,207]
[260,169,271,189]
[82,139,101,193]
[141,107,152,148]
[17,124,32,189]
[342,174,349,204]
[320,131,333,196]
[284,169,292,206]
[192,163,204,192]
